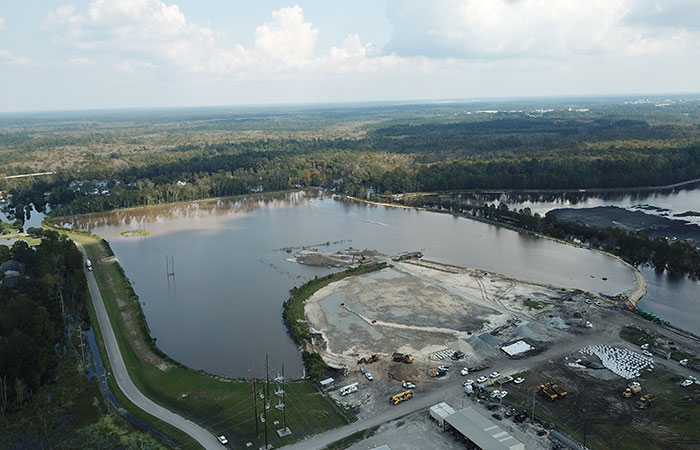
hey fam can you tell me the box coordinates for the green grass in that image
[120,229,150,237]
[0,234,42,245]
[523,299,547,309]
[58,228,348,449]
[323,426,378,450]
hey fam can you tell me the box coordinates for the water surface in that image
[68,191,642,378]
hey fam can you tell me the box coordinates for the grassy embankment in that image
[55,226,349,449]
[282,262,388,380]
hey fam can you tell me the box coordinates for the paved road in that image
[282,310,654,450]
[78,245,221,450]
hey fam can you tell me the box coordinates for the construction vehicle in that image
[468,364,489,373]
[551,384,568,398]
[357,354,378,364]
[392,352,414,364]
[622,384,642,398]
[390,389,414,405]
[428,368,447,378]
[537,383,559,401]
[636,394,656,409]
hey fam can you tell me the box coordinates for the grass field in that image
[64,229,348,449]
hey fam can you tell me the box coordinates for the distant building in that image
[1,260,22,276]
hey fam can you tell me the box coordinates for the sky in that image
[1,0,699,112]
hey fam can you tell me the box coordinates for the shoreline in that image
[340,193,648,306]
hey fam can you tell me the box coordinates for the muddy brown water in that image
[64,190,654,378]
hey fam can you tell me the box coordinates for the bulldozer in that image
[392,352,414,364]
[390,389,414,405]
[636,394,656,409]
[537,383,559,401]
[622,384,642,398]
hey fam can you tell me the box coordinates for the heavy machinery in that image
[390,389,414,405]
[468,364,489,373]
[357,354,378,364]
[636,394,656,409]
[537,383,559,401]
[392,352,414,364]
[623,384,642,398]
[428,368,447,377]
[551,384,568,398]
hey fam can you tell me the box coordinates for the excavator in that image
[357,354,379,364]
[636,394,656,409]
[392,352,414,364]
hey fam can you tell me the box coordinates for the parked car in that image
[477,376,488,384]
[438,365,449,372]
[402,381,416,389]
[491,413,503,420]
[217,435,228,445]
[500,375,513,384]
[365,372,373,381]
[460,368,469,376]
[490,390,501,398]
[498,390,508,399]
[463,379,474,386]
[514,377,525,384]
[489,371,501,378]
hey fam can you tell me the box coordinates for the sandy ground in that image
[305,259,604,370]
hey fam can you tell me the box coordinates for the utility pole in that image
[531,387,536,424]
[251,366,259,438]
[282,364,286,430]
[78,323,86,368]
[264,354,269,449]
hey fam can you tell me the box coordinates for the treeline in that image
[0,229,88,413]
[380,144,700,192]
[406,197,700,278]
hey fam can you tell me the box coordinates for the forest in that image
[0,229,88,413]
[2,97,700,221]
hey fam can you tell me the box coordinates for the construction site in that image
[301,254,700,449]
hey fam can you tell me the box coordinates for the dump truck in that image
[357,354,378,364]
[392,352,414,364]
[468,364,489,373]
[390,389,414,405]
[428,368,447,378]
[636,395,656,409]
[537,383,558,401]
[623,384,642,398]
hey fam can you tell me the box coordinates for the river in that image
[66,190,641,379]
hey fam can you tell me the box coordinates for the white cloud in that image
[0,49,36,67]
[0,16,5,31]
[66,56,95,68]
[115,58,158,73]
[384,0,699,59]
[43,1,401,78]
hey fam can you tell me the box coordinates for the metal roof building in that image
[445,407,525,450]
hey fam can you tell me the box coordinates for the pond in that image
[67,190,642,378]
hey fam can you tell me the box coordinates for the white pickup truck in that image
[86,259,92,271]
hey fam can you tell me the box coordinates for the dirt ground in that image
[305,258,605,370]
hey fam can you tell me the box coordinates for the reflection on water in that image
[442,181,700,225]
[69,190,643,378]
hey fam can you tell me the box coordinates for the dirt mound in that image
[387,364,420,382]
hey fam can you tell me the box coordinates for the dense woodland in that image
[2,99,700,220]
[0,229,88,413]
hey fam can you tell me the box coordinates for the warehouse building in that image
[444,407,525,450]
